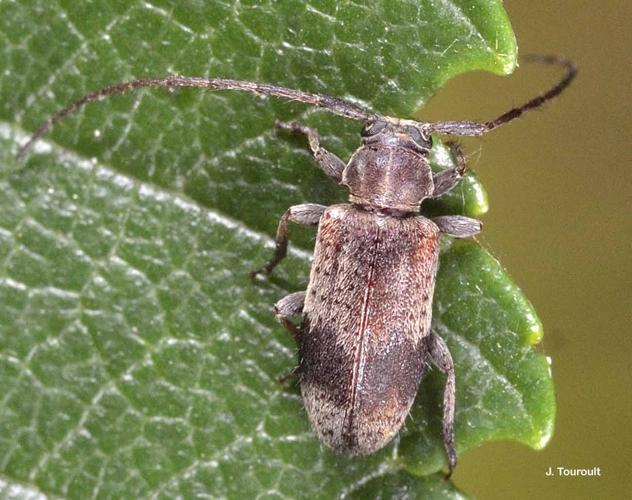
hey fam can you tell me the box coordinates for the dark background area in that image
[421,1,631,498]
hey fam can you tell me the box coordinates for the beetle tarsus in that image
[251,203,325,277]
[427,331,457,478]
[278,365,300,385]
[273,291,306,340]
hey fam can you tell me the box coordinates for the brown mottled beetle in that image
[18,55,576,476]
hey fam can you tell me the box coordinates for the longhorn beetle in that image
[17,54,576,477]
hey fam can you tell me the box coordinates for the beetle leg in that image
[427,331,457,478]
[277,365,300,385]
[432,215,482,238]
[274,292,305,384]
[251,203,326,278]
[274,291,306,340]
[431,141,467,198]
[276,121,346,182]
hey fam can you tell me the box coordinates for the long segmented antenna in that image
[425,54,577,136]
[17,77,377,159]
[17,55,575,159]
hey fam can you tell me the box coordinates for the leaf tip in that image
[533,408,555,449]
[524,311,544,346]
[464,174,489,218]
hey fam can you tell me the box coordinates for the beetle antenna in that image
[427,54,577,136]
[17,77,377,159]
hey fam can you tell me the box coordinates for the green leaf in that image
[348,471,467,499]
[0,1,554,498]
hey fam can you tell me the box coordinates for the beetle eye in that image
[405,126,433,149]
[361,120,388,137]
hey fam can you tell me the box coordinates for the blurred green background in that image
[423,1,631,498]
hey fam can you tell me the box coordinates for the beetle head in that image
[360,119,433,155]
